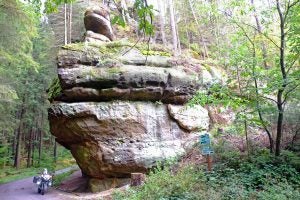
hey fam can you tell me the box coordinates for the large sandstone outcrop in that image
[49,101,203,178]
[48,7,225,191]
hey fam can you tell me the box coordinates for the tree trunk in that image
[68,2,72,44]
[54,140,57,163]
[12,110,20,160]
[157,0,167,45]
[275,0,287,156]
[32,125,36,166]
[188,0,208,58]
[250,0,268,69]
[27,127,33,167]
[37,112,43,165]
[121,0,130,24]
[38,128,42,165]
[14,95,26,169]
[175,12,182,54]
[169,0,178,55]
[64,3,67,45]
[251,39,274,153]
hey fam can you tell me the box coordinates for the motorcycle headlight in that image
[37,180,41,185]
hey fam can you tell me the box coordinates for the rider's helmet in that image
[42,168,48,175]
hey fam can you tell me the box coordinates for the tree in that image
[274,0,300,155]
[169,0,179,55]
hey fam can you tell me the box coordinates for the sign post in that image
[199,133,213,172]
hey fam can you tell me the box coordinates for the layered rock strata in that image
[48,7,225,186]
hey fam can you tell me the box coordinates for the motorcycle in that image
[33,173,52,195]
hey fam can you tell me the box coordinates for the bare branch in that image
[233,21,255,46]
[287,54,300,74]
[283,83,300,104]
[241,22,281,49]
[259,95,278,104]
[121,37,141,56]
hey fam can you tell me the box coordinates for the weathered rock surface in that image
[84,6,114,41]
[168,104,209,131]
[57,64,199,104]
[49,40,226,180]
[84,30,111,43]
[48,6,226,186]
[49,102,206,177]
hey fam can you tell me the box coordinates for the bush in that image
[113,150,300,200]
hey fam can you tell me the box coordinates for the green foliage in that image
[114,149,300,200]
[189,83,249,109]
[44,0,75,13]
[111,0,155,36]
[53,170,75,187]
[114,164,205,200]
[111,15,126,28]
[134,0,155,36]
[47,77,62,102]
[0,167,41,184]
[0,145,75,184]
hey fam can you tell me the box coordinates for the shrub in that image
[113,149,300,200]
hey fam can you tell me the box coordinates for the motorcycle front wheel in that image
[41,184,44,195]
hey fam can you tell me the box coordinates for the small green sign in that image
[199,133,214,155]
[200,133,210,145]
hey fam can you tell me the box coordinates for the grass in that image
[53,170,76,187]
[0,167,41,184]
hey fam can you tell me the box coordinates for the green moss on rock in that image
[141,50,171,57]
[62,43,86,51]
[62,40,173,59]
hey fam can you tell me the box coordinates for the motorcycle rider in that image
[36,168,52,195]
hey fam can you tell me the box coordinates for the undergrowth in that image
[113,148,300,200]
[53,169,75,187]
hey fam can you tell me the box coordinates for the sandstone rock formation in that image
[48,6,226,192]
[84,6,114,41]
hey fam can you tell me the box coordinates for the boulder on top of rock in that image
[84,6,114,41]
[84,30,111,44]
